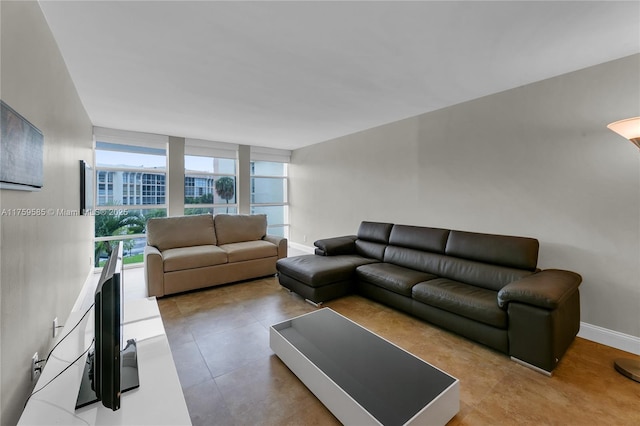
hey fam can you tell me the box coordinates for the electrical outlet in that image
[52,317,58,338]
[31,352,40,382]
[303,235,307,242]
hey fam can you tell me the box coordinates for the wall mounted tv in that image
[76,242,140,411]
[0,100,44,191]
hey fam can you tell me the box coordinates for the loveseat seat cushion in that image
[147,214,216,250]
[219,240,278,263]
[356,263,438,297]
[214,214,267,245]
[162,245,228,272]
[276,254,377,288]
[412,278,507,329]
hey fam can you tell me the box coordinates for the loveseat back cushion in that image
[147,214,216,251]
[385,246,533,291]
[445,230,539,271]
[389,225,450,254]
[214,214,267,245]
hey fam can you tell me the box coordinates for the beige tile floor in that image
[123,266,640,425]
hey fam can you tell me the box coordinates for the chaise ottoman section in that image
[276,254,378,304]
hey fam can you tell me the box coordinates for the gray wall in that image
[0,2,94,424]
[290,54,640,339]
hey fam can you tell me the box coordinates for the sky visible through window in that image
[96,142,165,168]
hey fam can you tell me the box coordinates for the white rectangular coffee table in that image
[270,308,459,426]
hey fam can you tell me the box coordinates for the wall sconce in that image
[606,116,640,382]
[607,116,640,149]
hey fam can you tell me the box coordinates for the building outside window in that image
[94,140,167,267]
[97,171,114,205]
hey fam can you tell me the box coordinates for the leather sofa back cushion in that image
[355,240,387,261]
[384,246,532,291]
[357,221,393,244]
[389,225,450,254]
[445,230,539,271]
[147,214,216,251]
[215,214,267,245]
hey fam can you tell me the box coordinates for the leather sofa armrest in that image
[498,269,582,310]
[144,245,165,297]
[314,235,357,256]
[264,235,288,259]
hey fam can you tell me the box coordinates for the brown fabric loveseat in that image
[145,214,287,297]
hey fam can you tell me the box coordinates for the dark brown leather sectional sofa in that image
[276,221,582,374]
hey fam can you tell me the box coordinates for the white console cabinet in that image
[18,297,191,425]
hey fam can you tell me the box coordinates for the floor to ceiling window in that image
[184,155,238,215]
[92,130,291,267]
[250,148,290,238]
[184,139,239,215]
[94,131,168,266]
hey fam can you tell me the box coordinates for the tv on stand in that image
[76,242,140,411]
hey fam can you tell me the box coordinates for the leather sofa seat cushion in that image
[356,263,437,297]
[412,279,507,329]
[147,214,216,250]
[219,240,278,263]
[214,214,267,245]
[276,255,377,288]
[163,245,228,272]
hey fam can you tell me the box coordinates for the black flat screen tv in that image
[76,242,139,411]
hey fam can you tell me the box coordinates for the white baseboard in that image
[288,242,315,254]
[579,322,640,355]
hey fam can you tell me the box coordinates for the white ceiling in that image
[39,1,640,151]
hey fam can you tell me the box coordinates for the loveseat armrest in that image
[498,269,582,309]
[264,235,288,259]
[144,245,165,297]
[314,235,357,256]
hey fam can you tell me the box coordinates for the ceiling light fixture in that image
[607,117,640,149]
